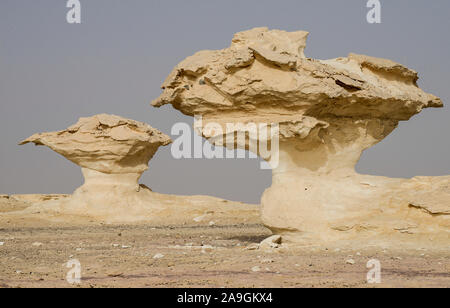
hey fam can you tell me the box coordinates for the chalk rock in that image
[9,194,69,203]
[20,114,171,189]
[13,114,262,223]
[400,176,450,215]
[153,253,164,259]
[0,195,38,213]
[259,235,282,250]
[153,27,449,247]
[251,266,261,272]
[346,259,355,265]
[20,114,171,175]
[19,114,173,215]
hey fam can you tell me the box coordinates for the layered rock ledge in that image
[20,113,171,176]
[153,27,449,246]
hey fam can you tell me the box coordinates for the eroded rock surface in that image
[0,194,69,213]
[9,194,69,203]
[153,27,440,119]
[0,192,259,225]
[20,114,171,174]
[21,114,172,192]
[153,27,449,246]
[15,114,260,223]
[18,115,172,218]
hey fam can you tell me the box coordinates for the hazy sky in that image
[1,0,449,204]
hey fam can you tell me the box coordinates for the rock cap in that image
[20,114,172,174]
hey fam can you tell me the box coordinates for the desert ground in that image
[0,198,448,288]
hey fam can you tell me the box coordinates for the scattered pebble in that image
[153,253,164,259]
[260,258,274,264]
[201,245,215,253]
[0,242,4,246]
[245,244,259,250]
[259,235,282,250]
[193,215,206,223]
[346,259,356,265]
[208,221,216,226]
[251,266,261,272]
[121,245,131,249]
[112,244,120,247]
[32,242,43,247]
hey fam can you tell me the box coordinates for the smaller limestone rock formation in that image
[20,114,171,188]
[19,114,172,217]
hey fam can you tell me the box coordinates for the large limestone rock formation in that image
[153,27,449,246]
[17,114,258,223]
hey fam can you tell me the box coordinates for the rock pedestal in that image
[20,114,172,211]
[153,27,449,245]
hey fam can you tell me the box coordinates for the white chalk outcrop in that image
[18,114,258,223]
[21,114,172,194]
[153,27,449,246]
[17,114,259,223]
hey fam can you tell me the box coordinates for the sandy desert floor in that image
[0,199,449,288]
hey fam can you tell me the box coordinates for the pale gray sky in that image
[1,0,449,203]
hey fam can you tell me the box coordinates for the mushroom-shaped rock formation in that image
[21,114,172,193]
[19,114,172,218]
[18,114,259,223]
[153,27,449,246]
